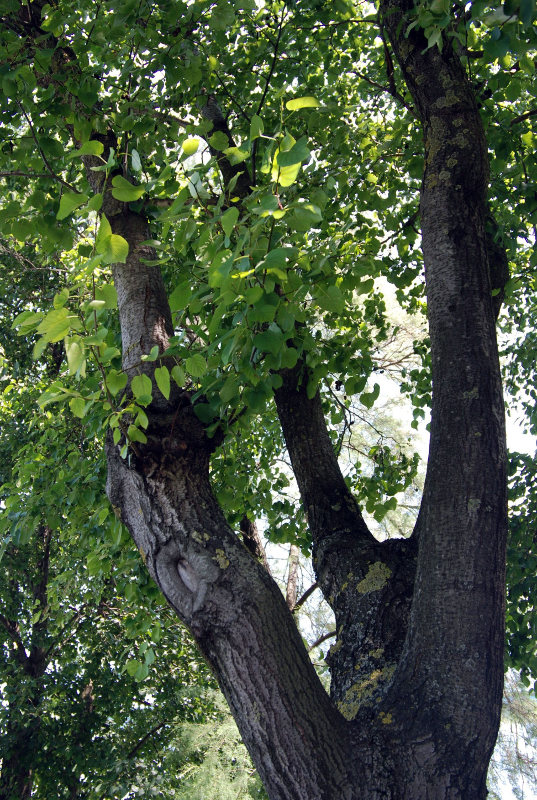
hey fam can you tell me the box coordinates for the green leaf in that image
[141,345,160,362]
[280,347,299,369]
[32,336,48,360]
[289,203,322,231]
[286,96,320,111]
[250,114,264,140]
[131,374,153,405]
[182,138,200,155]
[221,206,239,238]
[96,216,129,264]
[131,148,142,172]
[67,140,104,158]
[127,424,148,444]
[355,278,374,295]
[253,325,285,355]
[96,214,112,251]
[37,308,73,342]
[171,365,186,387]
[69,396,87,418]
[186,354,207,378]
[154,366,171,399]
[111,175,146,202]
[276,137,310,168]
[65,338,85,375]
[126,659,142,677]
[107,369,128,396]
[87,193,103,211]
[220,375,240,403]
[95,284,118,308]
[169,281,192,312]
[208,131,230,150]
[316,285,344,313]
[105,234,129,264]
[57,192,89,220]
[272,135,310,187]
[53,288,70,309]
[223,146,250,164]
[360,382,380,409]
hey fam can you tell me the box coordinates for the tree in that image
[1,0,535,797]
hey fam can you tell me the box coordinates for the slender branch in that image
[256,6,286,117]
[293,581,318,612]
[352,69,417,118]
[0,171,52,179]
[0,612,26,652]
[510,108,537,126]
[17,102,80,193]
[251,6,287,185]
[126,721,166,760]
[378,208,420,244]
[308,630,336,652]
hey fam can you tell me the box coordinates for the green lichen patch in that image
[368,647,385,659]
[191,529,210,544]
[467,498,481,515]
[356,562,392,594]
[337,664,396,720]
[213,548,230,569]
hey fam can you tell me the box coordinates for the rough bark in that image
[378,3,507,795]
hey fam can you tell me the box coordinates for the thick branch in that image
[200,96,252,198]
[285,544,300,610]
[274,363,417,712]
[380,0,507,783]
[239,515,270,573]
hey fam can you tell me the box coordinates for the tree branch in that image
[308,630,336,652]
[293,581,318,612]
[17,102,80,193]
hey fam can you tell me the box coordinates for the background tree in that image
[1,0,536,798]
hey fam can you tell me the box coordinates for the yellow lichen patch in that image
[328,638,343,656]
[213,548,230,569]
[379,711,393,725]
[336,665,396,720]
[356,562,392,594]
[433,90,459,109]
[368,647,384,659]
[467,498,481,514]
[191,529,210,544]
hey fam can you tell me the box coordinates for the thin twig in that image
[0,170,52,179]
[308,630,336,651]
[17,101,81,193]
